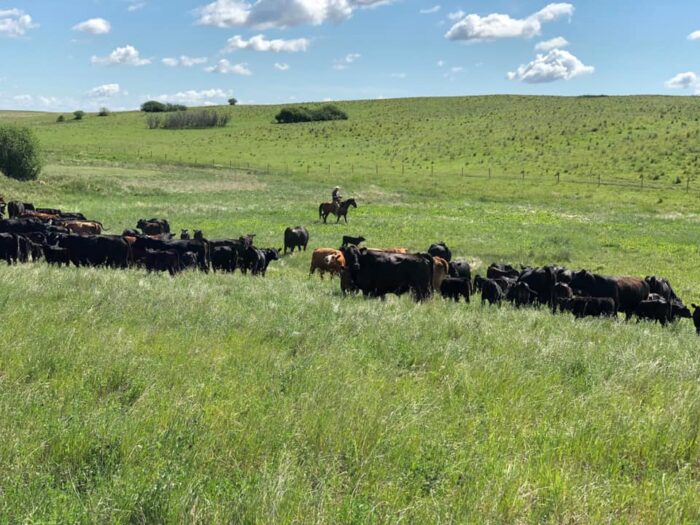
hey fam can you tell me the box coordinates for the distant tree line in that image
[275,105,348,124]
[141,101,188,113]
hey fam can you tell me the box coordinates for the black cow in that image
[560,297,617,318]
[133,237,208,272]
[569,271,620,313]
[427,242,452,262]
[244,247,280,276]
[211,246,238,273]
[0,233,20,264]
[181,251,199,270]
[518,266,556,305]
[487,263,520,280]
[629,299,672,326]
[341,246,433,301]
[43,245,70,266]
[342,235,365,247]
[552,282,574,312]
[284,226,310,254]
[449,260,471,279]
[193,230,205,240]
[645,276,680,302]
[440,278,470,302]
[692,305,700,335]
[137,218,170,235]
[507,281,538,307]
[145,249,181,276]
[58,235,131,268]
[7,202,25,219]
[180,229,190,240]
[474,276,504,306]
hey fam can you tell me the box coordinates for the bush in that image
[56,115,65,123]
[73,111,85,121]
[275,104,348,124]
[141,101,188,113]
[146,110,230,130]
[0,125,43,181]
[228,98,238,106]
[98,107,111,117]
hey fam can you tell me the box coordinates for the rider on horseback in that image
[332,186,342,204]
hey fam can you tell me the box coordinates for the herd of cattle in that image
[1,199,699,335]
[296,232,700,335]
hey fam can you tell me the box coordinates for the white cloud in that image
[153,88,233,105]
[507,48,593,83]
[0,8,38,37]
[420,5,440,15]
[688,30,700,41]
[437,59,445,67]
[72,18,111,35]
[447,10,465,21]
[535,36,568,51]
[333,52,360,70]
[391,72,406,79]
[665,72,698,90]
[88,83,121,97]
[91,45,151,66]
[205,59,252,75]
[162,55,208,67]
[274,62,290,70]
[12,94,33,103]
[223,34,309,53]
[195,0,396,29]
[446,3,574,42]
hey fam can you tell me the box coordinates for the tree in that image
[228,97,238,106]
[98,107,111,117]
[141,100,167,113]
[0,125,43,181]
[73,110,85,121]
[56,115,65,123]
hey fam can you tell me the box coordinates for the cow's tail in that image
[319,204,324,219]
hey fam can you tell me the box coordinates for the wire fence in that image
[45,145,700,197]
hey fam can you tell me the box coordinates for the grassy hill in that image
[1,96,700,523]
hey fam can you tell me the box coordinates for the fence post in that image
[461,167,464,177]
[307,164,310,175]
[687,176,690,193]
[521,170,525,181]
[641,174,644,189]
[488,167,491,180]
[556,172,560,184]
[598,173,601,187]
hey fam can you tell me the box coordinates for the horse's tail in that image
[318,203,324,219]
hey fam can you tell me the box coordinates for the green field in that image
[1,97,700,523]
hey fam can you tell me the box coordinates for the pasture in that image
[1,96,700,523]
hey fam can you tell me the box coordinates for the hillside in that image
[3,95,700,193]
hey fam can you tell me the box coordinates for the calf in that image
[310,248,346,279]
[145,249,181,276]
[440,278,471,303]
[630,299,672,326]
[560,297,617,318]
[180,229,190,240]
[475,276,504,306]
[43,245,70,267]
[692,305,700,335]
[137,218,170,235]
[507,281,538,308]
[432,256,450,292]
[0,233,20,264]
[211,245,238,273]
[552,282,574,312]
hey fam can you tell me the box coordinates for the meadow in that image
[1,96,699,523]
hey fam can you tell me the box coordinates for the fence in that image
[44,145,700,196]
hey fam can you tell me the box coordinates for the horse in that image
[318,198,357,224]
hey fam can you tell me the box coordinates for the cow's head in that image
[340,246,361,272]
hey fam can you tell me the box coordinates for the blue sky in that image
[1,0,699,111]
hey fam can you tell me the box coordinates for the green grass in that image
[1,97,700,523]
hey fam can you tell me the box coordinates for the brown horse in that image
[319,198,357,224]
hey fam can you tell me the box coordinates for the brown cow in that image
[432,256,449,291]
[366,247,408,254]
[310,248,346,279]
[62,221,103,235]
